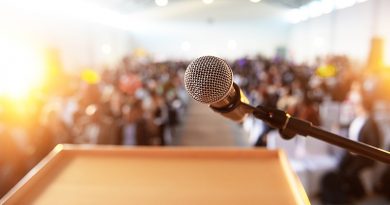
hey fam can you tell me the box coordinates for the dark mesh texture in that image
[184,56,233,104]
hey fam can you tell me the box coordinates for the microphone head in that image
[184,56,233,104]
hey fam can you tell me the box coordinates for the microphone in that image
[184,56,250,122]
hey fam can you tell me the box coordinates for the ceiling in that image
[80,0,318,25]
[134,0,290,22]
[87,0,315,14]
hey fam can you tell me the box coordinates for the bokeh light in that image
[81,69,101,84]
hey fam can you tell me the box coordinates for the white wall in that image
[128,0,290,60]
[132,20,289,60]
[287,0,390,65]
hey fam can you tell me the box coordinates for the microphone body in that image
[209,83,249,122]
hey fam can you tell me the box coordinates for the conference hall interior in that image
[1,0,390,204]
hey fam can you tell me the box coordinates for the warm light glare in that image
[385,43,390,67]
[0,39,44,99]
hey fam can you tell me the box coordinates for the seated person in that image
[338,96,382,199]
[321,92,382,204]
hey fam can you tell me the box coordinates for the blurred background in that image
[1,0,390,204]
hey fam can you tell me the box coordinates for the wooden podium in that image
[1,145,309,205]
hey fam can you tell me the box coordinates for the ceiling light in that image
[320,0,335,14]
[250,0,262,3]
[335,0,356,9]
[203,0,214,5]
[155,0,168,7]
[285,9,303,24]
[308,1,323,18]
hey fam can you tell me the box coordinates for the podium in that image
[1,145,309,205]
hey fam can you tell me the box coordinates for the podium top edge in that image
[55,144,284,158]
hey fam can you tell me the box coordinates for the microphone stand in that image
[240,102,390,164]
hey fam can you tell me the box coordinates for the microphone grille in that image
[184,56,233,104]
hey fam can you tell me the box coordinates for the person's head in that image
[361,94,375,114]
[352,89,375,116]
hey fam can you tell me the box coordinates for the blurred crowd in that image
[231,55,386,145]
[1,53,390,201]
